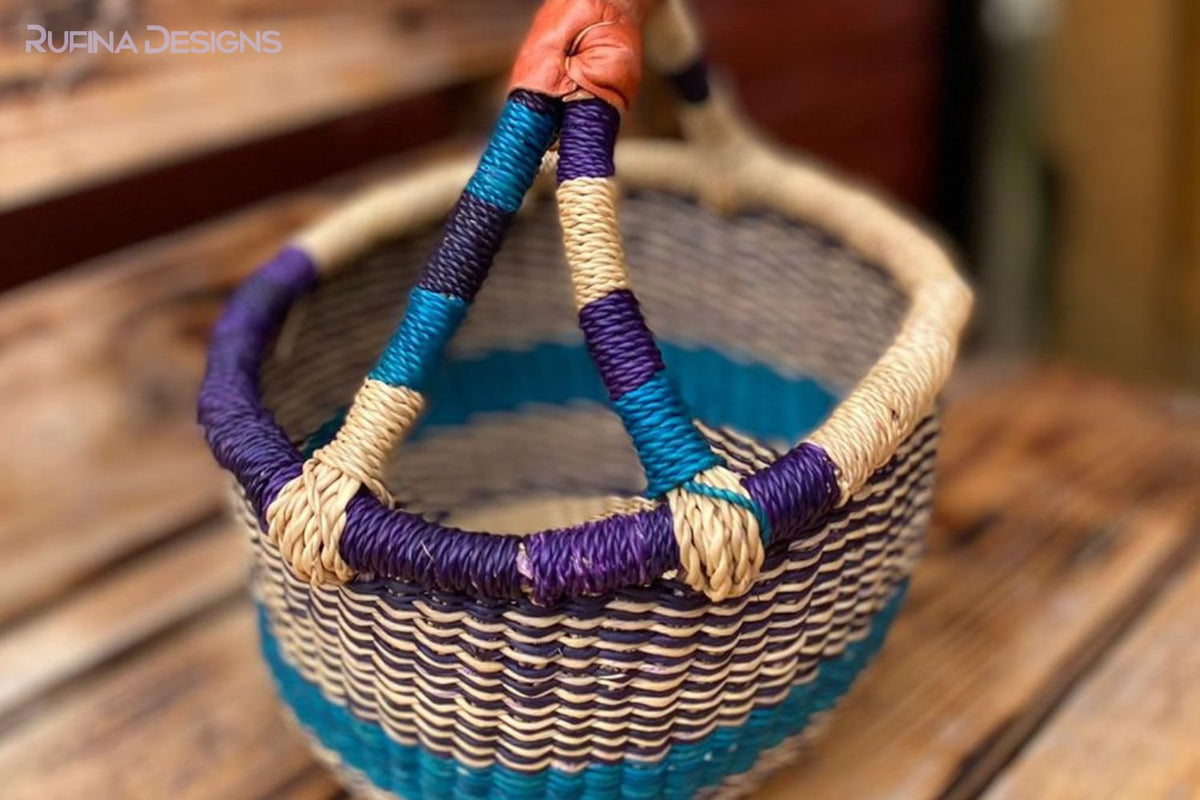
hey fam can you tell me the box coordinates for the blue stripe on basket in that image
[257,583,907,800]
[368,288,468,390]
[305,342,841,458]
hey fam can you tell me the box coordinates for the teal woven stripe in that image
[611,372,721,497]
[302,343,841,460]
[465,99,559,213]
[369,288,468,390]
[257,583,907,800]
[681,479,772,543]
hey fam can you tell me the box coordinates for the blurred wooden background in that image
[4,0,1200,385]
[0,0,951,284]
[2,2,1200,799]
[1046,0,1200,386]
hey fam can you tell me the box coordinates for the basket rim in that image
[199,139,969,603]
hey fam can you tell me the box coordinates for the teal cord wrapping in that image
[365,93,558,395]
[681,479,772,543]
[610,373,721,497]
[466,100,558,214]
[368,288,468,391]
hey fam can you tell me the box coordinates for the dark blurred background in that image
[2,0,1198,386]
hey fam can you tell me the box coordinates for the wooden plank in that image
[0,603,314,800]
[0,90,458,288]
[0,154,389,625]
[1176,3,1200,385]
[0,0,529,212]
[1047,0,1184,380]
[0,1,532,283]
[0,519,245,720]
[982,554,1200,800]
[0,212,255,625]
[758,365,1200,799]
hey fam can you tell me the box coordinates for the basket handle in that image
[555,96,768,600]
[265,89,561,583]
[511,0,770,600]
[644,0,759,152]
[267,0,766,599]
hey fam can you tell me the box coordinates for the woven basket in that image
[199,1,971,797]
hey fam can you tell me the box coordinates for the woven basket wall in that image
[237,186,938,799]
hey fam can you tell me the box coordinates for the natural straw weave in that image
[198,1,970,797]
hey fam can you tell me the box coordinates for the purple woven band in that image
[557,99,619,183]
[578,290,666,401]
[669,58,711,104]
[199,243,844,602]
[417,192,510,302]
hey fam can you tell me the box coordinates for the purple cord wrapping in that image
[578,290,667,401]
[557,99,620,183]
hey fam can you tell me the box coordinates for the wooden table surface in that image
[2,159,1200,800]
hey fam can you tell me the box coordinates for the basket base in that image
[292,708,835,800]
[256,585,910,800]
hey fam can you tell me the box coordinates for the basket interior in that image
[259,189,908,533]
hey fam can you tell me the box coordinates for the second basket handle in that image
[644,0,757,152]
[555,96,770,601]
[512,0,770,600]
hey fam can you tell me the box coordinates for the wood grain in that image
[0,604,312,800]
[0,520,244,720]
[0,0,530,212]
[983,553,1200,800]
[0,211,260,625]
[1177,4,1200,385]
[0,153,392,625]
[1047,0,1184,380]
[758,366,1200,799]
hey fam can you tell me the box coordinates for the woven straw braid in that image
[559,179,631,306]
[266,380,423,582]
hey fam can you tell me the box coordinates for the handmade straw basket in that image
[199,1,971,797]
